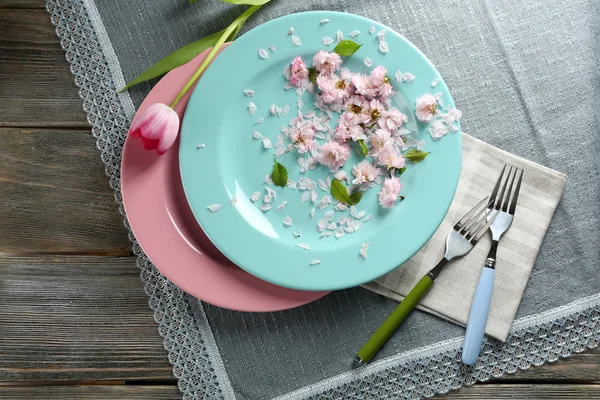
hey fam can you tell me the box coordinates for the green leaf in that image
[308,67,318,83]
[271,161,288,187]
[330,180,362,205]
[356,140,368,157]
[404,149,431,162]
[349,191,363,205]
[397,167,406,175]
[221,0,271,4]
[120,29,226,91]
[189,0,198,3]
[334,40,362,57]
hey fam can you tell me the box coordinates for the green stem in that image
[169,5,261,108]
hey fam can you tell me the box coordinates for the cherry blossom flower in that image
[369,128,392,153]
[289,56,309,88]
[429,120,449,140]
[334,112,365,142]
[352,161,380,185]
[128,103,179,155]
[378,108,408,132]
[364,99,386,125]
[312,51,343,76]
[415,93,438,122]
[317,74,353,104]
[378,177,402,208]
[290,125,317,153]
[317,141,351,170]
[440,108,462,132]
[376,147,405,170]
[352,73,378,99]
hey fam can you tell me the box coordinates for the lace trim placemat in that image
[46,1,600,398]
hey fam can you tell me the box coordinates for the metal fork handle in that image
[462,260,496,365]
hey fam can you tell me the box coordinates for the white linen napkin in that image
[362,133,566,341]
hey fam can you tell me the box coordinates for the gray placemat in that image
[47,0,600,399]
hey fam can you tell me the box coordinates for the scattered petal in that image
[317,219,327,232]
[310,190,318,204]
[229,196,238,206]
[431,77,441,87]
[250,192,261,202]
[283,82,294,91]
[317,195,332,209]
[322,37,334,46]
[363,215,372,222]
[292,35,302,46]
[270,104,280,116]
[334,202,348,211]
[255,118,265,125]
[320,231,333,238]
[296,243,311,251]
[377,29,388,38]
[287,179,297,189]
[293,229,302,238]
[260,204,272,212]
[403,72,415,82]
[302,191,311,203]
[262,137,273,148]
[318,180,329,191]
[288,27,295,35]
[369,26,376,34]
[395,70,403,84]
[348,30,360,37]
[356,210,366,219]
[310,208,316,219]
[364,56,373,67]
[307,180,317,190]
[258,49,269,59]
[275,201,288,211]
[248,102,257,116]
[283,215,293,227]
[274,148,286,157]
[281,105,290,116]
[379,41,389,53]
[243,89,255,97]
[360,242,369,259]
[335,227,345,239]
[197,143,206,149]
[263,194,273,204]
[320,18,330,24]
[349,206,358,218]
[336,30,343,42]
[297,98,304,110]
[269,45,276,52]
[327,222,337,231]
[309,259,321,265]
[344,226,355,233]
[207,204,222,213]
[265,175,274,185]
[324,210,335,220]
[253,130,264,139]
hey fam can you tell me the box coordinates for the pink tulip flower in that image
[128,103,179,155]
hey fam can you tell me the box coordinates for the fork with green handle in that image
[353,197,499,367]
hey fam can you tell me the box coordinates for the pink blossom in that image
[364,99,385,125]
[334,112,365,142]
[352,161,380,185]
[370,65,387,87]
[352,73,378,99]
[440,108,462,132]
[376,147,405,170]
[289,56,309,87]
[317,75,352,104]
[334,170,349,183]
[429,120,449,140]
[378,108,408,132]
[317,141,351,170]
[415,93,438,122]
[128,103,179,155]
[290,125,317,153]
[312,51,343,76]
[369,129,392,153]
[378,177,402,208]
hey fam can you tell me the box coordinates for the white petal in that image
[310,208,316,219]
[248,102,257,116]
[283,215,293,227]
[297,98,304,110]
[431,77,441,87]
[318,180,328,191]
[309,259,321,265]
[327,222,337,231]
[364,56,373,67]
[364,215,372,222]
[349,206,358,218]
[253,130,264,139]
[295,87,305,96]
[229,196,238,206]
[356,210,366,219]
[287,179,297,189]
[274,148,286,157]
[265,175,274,185]
[344,226,355,233]
[348,30,360,37]
[265,187,276,198]
[395,70,403,84]
[334,202,348,211]
[311,190,318,204]
[379,41,389,53]
[354,221,362,231]
[288,27,295,35]
[250,192,261,202]
[317,195,332,209]
[293,229,302,238]
[196,144,206,149]
[283,82,294,91]
[243,89,254,97]
[369,25,376,34]
[377,29,388,38]
[296,243,311,251]
[292,35,302,46]
[302,191,310,203]
[403,72,415,82]
[281,105,290,115]
[320,231,333,238]
[320,18,330,24]
[322,37,334,46]
[335,227,345,239]
[374,175,383,185]
[255,118,265,125]
[259,49,269,59]
[360,242,369,259]
[207,204,222,213]
[317,219,327,232]
[336,30,343,42]
[326,175,333,187]
[260,204,272,212]
[262,137,273,148]
[269,45,276,52]
[307,180,317,190]
[270,104,280,116]
[324,210,335,221]
[263,194,273,204]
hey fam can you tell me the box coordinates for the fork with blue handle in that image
[353,197,500,367]
[462,165,524,365]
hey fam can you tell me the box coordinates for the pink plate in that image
[121,44,329,311]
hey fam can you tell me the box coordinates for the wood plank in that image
[0,127,130,253]
[0,385,180,399]
[0,0,45,8]
[0,9,88,127]
[441,384,600,399]
[0,256,173,381]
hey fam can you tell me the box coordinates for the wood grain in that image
[0,256,174,381]
[0,127,130,253]
[0,9,88,127]
[0,385,180,399]
[0,0,45,8]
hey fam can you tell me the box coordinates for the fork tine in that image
[501,168,518,212]
[454,197,488,230]
[508,169,523,215]
[470,208,500,242]
[459,199,494,236]
[495,166,512,210]
[489,165,506,206]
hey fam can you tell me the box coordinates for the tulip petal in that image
[157,115,180,155]
[141,136,159,150]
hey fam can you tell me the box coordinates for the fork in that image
[354,197,499,366]
[462,165,524,365]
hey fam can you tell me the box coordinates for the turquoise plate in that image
[179,11,461,291]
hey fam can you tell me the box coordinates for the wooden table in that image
[0,1,598,398]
